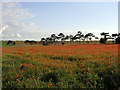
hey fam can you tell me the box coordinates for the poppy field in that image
[1,43,120,88]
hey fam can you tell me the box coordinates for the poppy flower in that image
[88,81,91,84]
[49,84,53,86]
[9,77,12,79]
[16,74,20,77]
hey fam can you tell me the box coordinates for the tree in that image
[83,33,92,43]
[60,35,70,45]
[39,38,46,45]
[41,37,52,45]
[51,34,57,42]
[95,37,99,39]
[45,37,52,43]
[112,34,118,43]
[100,32,109,44]
[58,33,65,41]
[78,31,82,34]
[25,40,37,45]
[114,33,120,44]
[41,38,46,42]
[61,35,69,41]
[58,33,65,44]
[100,38,107,44]
[69,35,75,42]
[74,31,84,42]
[7,40,16,46]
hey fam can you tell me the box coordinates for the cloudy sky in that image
[1,2,118,41]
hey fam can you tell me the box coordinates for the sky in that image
[1,2,118,41]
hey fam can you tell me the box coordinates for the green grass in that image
[2,53,120,88]
[1,41,120,88]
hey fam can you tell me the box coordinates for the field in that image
[1,41,120,88]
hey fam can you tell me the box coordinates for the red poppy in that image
[91,71,95,73]
[9,77,12,79]
[16,74,20,77]
[49,84,53,86]
[29,79,33,81]
[88,81,91,84]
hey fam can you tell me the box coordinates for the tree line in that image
[6,31,120,45]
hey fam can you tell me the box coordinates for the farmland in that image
[1,41,120,88]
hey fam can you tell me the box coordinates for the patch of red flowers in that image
[16,74,20,77]
[49,84,53,87]
[9,77,12,79]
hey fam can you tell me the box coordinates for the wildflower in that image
[16,79,20,83]
[16,74,20,77]
[88,71,91,73]
[69,68,74,71]
[52,69,55,71]
[106,62,109,64]
[9,77,12,79]
[59,81,62,83]
[29,79,33,81]
[111,70,115,73]
[37,77,40,79]
[88,81,91,84]
[49,84,53,87]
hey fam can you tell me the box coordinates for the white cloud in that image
[0,25,9,35]
[16,33,22,38]
[2,2,33,21]
[1,21,49,40]
[0,2,48,40]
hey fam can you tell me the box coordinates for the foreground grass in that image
[2,44,120,88]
